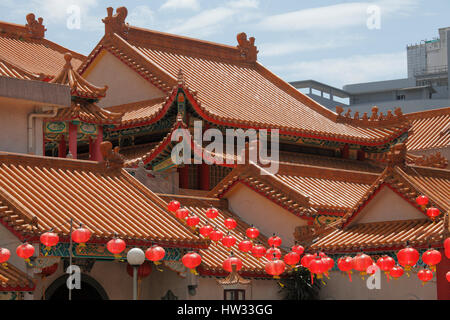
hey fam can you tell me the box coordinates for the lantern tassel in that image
[190,268,199,276]
[1,263,8,269]
[310,272,314,285]
[348,271,352,282]
[278,282,285,288]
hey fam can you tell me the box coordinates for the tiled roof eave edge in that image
[182,88,409,147]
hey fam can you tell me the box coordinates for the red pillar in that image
[436,248,450,300]
[357,150,366,161]
[91,126,103,161]
[341,144,349,159]
[178,166,189,189]
[199,163,210,191]
[58,135,67,158]
[68,122,78,159]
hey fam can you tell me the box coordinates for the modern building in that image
[291,27,450,114]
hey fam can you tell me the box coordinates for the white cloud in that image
[272,51,407,87]
[259,35,365,57]
[227,0,260,9]
[28,0,103,30]
[167,0,260,37]
[257,0,419,31]
[128,6,155,28]
[160,0,201,11]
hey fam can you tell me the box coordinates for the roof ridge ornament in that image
[102,7,129,39]
[236,32,258,63]
[25,13,46,39]
[100,141,124,170]
[336,105,406,126]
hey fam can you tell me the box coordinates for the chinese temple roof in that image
[0,152,207,249]
[209,162,378,216]
[0,59,39,80]
[341,165,450,227]
[309,217,447,253]
[50,53,108,101]
[0,16,85,79]
[406,107,450,152]
[0,262,35,292]
[50,101,122,125]
[304,161,450,252]
[158,194,272,277]
[79,7,410,147]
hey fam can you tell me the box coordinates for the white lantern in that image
[126,248,145,266]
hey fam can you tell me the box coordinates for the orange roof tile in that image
[0,262,35,291]
[310,218,447,252]
[158,194,271,277]
[0,59,39,80]
[209,162,378,215]
[0,152,207,248]
[0,19,85,78]
[49,101,123,125]
[50,53,107,100]
[106,98,167,127]
[79,12,410,147]
[406,107,450,152]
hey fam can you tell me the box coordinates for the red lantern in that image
[301,253,315,269]
[322,256,334,274]
[265,259,285,278]
[426,207,440,220]
[182,252,202,269]
[390,265,404,279]
[268,234,282,248]
[238,240,253,253]
[107,238,126,257]
[251,244,266,259]
[422,249,441,272]
[199,225,214,238]
[168,200,181,212]
[72,226,91,246]
[176,208,189,220]
[397,246,419,271]
[127,261,152,279]
[353,253,373,277]
[265,247,282,260]
[292,243,304,256]
[338,256,353,282]
[223,255,243,272]
[246,226,259,239]
[40,231,59,249]
[222,234,237,248]
[186,215,200,227]
[209,229,224,242]
[206,207,219,219]
[309,256,327,283]
[445,237,450,259]
[446,271,450,283]
[376,256,395,280]
[416,195,429,206]
[0,248,10,264]
[145,246,165,262]
[284,251,300,267]
[417,269,433,286]
[16,243,35,261]
[224,218,237,230]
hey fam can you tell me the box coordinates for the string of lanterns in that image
[0,195,447,288]
[165,198,450,285]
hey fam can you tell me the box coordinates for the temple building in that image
[0,7,448,300]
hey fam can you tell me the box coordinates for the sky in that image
[1,0,449,88]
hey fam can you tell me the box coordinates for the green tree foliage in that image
[278,268,321,300]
